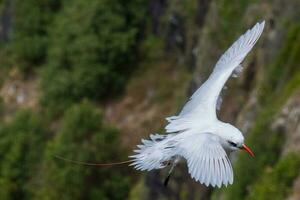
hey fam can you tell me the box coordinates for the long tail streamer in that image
[54,155,131,166]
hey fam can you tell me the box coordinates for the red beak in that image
[241,144,254,157]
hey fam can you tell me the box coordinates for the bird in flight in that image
[130,21,265,188]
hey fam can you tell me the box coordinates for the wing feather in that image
[166,21,265,133]
[177,133,233,188]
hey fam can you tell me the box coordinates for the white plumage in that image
[130,21,265,187]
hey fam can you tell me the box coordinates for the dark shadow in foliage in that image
[9,0,62,71]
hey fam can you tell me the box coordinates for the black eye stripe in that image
[228,141,237,147]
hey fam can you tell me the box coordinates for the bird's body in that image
[130,21,265,188]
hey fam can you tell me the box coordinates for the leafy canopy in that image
[36,101,131,200]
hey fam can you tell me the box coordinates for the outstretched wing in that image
[177,133,233,188]
[166,21,265,133]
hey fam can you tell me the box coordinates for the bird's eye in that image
[228,141,237,147]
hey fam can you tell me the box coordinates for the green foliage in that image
[0,110,47,200]
[10,0,62,71]
[259,23,300,104]
[0,97,4,118]
[211,62,300,200]
[40,0,146,113]
[129,176,148,200]
[222,73,300,200]
[224,110,284,200]
[216,0,258,48]
[217,21,300,200]
[140,35,164,61]
[248,153,300,200]
[36,101,131,200]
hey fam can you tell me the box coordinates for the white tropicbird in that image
[130,21,265,188]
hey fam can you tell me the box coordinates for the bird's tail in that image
[54,133,176,170]
[54,155,132,166]
[129,133,176,171]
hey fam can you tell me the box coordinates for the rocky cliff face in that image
[120,0,300,199]
[274,91,300,200]
[0,0,299,199]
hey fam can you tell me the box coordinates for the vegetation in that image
[221,21,300,199]
[40,0,146,113]
[248,153,300,200]
[259,23,300,104]
[0,0,299,200]
[10,0,62,71]
[36,101,131,200]
[216,0,259,48]
[0,1,144,198]
[0,110,47,200]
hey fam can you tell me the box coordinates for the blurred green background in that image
[0,0,299,199]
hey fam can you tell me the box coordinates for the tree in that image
[10,0,62,71]
[40,0,146,113]
[36,101,131,200]
[0,110,47,200]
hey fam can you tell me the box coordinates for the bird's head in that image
[219,123,254,157]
